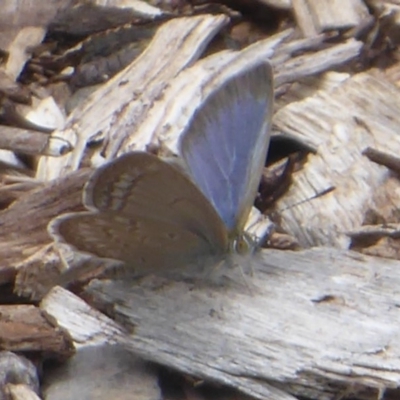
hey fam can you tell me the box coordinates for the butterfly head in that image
[229,232,257,255]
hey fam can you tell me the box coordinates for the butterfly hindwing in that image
[50,211,225,275]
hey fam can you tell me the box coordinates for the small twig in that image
[0,126,72,156]
[362,147,400,175]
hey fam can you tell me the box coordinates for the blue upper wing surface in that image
[180,62,274,233]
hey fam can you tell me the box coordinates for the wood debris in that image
[0,305,74,358]
[1,1,400,400]
[293,0,370,37]
[85,247,400,400]
[0,351,40,399]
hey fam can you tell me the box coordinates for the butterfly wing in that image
[49,152,229,274]
[50,212,226,275]
[180,61,274,233]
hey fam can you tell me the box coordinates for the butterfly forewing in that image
[50,152,229,274]
[180,62,274,233]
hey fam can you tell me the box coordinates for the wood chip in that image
[272,72,400,248]
[5,384,41,400]
[5,27,45,81]
[0,126,72,156]
[35,288,158,399]
[258,0,291,10]
[0,169,90,287]
[40,286,125,346]
[274,38,363,86]
[292,0,370,37]
[362,146,400,174]
[0,305,74,358]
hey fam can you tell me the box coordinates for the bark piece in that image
[5,384,41,400]
[0,126,71,156]
[48,1,164,36]
[259,0,291,10]
[292,0,370,37]
[0,169,90,287]
[20,96,66,132]
[94,0,166,19]
[117,30,288,157]
[15,244,71,301]
[0,179,40,210]
[362,146,400,175]
[273,38,363,87]
[40,286,125,346]
[5,27,45,81]
[0,305,74,359]
[349,222,400,259]
[36,21,363,182]
[0,71,30,104]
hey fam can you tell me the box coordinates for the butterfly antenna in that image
[276,186,335,213]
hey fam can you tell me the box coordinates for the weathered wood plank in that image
[80,247,400,400]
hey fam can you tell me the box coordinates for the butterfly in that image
[48,61,274,280]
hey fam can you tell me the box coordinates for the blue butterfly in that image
[49,61,274,277]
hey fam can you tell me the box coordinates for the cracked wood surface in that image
[73,247,400,400]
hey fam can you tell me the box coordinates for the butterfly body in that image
[49,61,273,280]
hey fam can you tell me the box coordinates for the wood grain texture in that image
[0,304,74,358]
[272,72,400,249]
[82,247,400,400]
[35,20,363,183]
[41,286,125,347]
[36,14,230,181]
[0,169,90,290]
[292,0,369,37]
